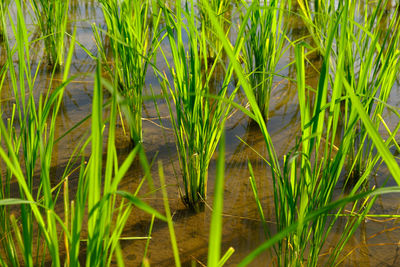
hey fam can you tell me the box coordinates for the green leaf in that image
[116,191,167,222]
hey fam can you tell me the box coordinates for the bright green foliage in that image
[207,131,235,267]
[202,0,400,266]
[0,4,164,266]
[158,0,243,211]
[262,2,400,266]
[257,2,400,265]
[98,0,162,145]
[159,162,182,267]
[0,2,74,264]
[242,0,289,120]
[1,0,400,266]
[199,0,232,60]
[296,0,336,56]
[83,59,165,267]
[339,0,400,181]
[29,0,70,66]
[298,0,400,180]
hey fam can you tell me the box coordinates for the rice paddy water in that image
[1,0,400,266]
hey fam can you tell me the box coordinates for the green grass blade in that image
[342,79,400,183]
[159,162,181,267]
[208,131,226,266]
[115,191,167,221]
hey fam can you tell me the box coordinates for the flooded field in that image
[1,0,400,266]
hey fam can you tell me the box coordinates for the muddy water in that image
[2,1,400,266]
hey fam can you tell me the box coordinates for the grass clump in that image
[299,0,400,179]
[198,0,232,61]
[0,3,165,265]
[1,0,400,265]
[0,2,75,264]
[202,0,400,266]
[30,0,70,67]
[158,0,244,211]
[254,2,400,265]
[336,0,400,181]
[97,0,162,145]
[241,0,290,120]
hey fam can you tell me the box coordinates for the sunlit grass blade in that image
[218,247,235,267]
[29,0,70,66]
[159,162,181,267]
[342,79,400,182]
[241,0,290,120]
[207,131,227,266]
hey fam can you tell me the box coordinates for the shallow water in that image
[1,1,400,266]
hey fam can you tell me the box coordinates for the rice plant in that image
[157,130,235,267]
[250,2,400,264]
[158,0,244,211]
[1,0,399,265]
[201,1,400,266]
[241,0,290,120]
[0,3,165,265]
[0,1,75,264]
[97,0,162,145]
[295,0,336,57]
[337,0,400,181]
[198,0,232,60]
[81,59,166,267]
[299,0,400,180]
[29,0,70,67]
[246,39,400,266]
[274,8,399,267]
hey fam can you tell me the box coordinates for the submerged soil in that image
[1,1,400,266]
